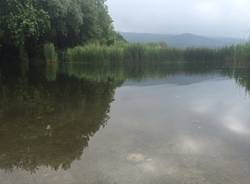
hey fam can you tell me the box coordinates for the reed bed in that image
[65,43,185,64]
[66,44,124,64]
[64,42,250,65]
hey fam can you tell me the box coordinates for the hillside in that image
[121,32,244,48]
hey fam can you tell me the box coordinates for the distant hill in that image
[121,32,244,48]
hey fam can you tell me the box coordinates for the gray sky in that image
[107,0,250,38]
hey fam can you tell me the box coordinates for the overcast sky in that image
[107,0,250,38]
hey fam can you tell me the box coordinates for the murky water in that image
[1,62,250,184]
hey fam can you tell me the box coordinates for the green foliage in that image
[66,43,124,64]
[65,42,250,66]
[233,43,250,63]
[0,0,50,47]
[65,43,183,63]
[0,0,123,56]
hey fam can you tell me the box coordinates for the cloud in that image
[107,0,250,37]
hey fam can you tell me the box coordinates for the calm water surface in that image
[0,63,250,184]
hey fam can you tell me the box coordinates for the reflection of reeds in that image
[46,62,59,81]
[44,43,58,63]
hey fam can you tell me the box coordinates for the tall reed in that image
[66,44,124,64]
[64,42,250,65]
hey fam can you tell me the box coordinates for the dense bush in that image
[0,0,122,56]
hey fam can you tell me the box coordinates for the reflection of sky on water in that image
[178,136,202,154]
[101,75,250,183]
[224,115,249,135]
[78,75,250,183]
[2,74,250,184]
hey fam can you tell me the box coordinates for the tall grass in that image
[66,43,123,64]
[64,42,250,65]
[65,43,184,64]
[233,43,250,64]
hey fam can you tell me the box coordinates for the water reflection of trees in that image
[0,66,117,172]
[61,61,250,93]
[1,60,250,172]
[222,67,250,94]
[125,62,250,94]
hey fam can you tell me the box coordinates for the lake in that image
[0,62,250,184]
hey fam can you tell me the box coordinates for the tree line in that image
[0,0,123,57]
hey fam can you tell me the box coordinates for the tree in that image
[0,0,50,49]
[0,0,124,56]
